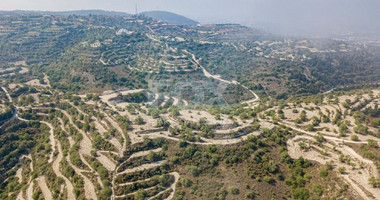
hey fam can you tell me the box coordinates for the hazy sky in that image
[1,0,380,37]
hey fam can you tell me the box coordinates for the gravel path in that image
[97,152,116,171]
[43,73,51,87]
[37,176,53,200]
[16,191,24,200]
[129,148,163,159]
[1,86,12,102]
[15,167,22,183]
[116,161,164,176]
[26,181,34,200]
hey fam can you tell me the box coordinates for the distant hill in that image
[141,11,198,25]
[0,10,198,25]
[45,10,131,16]
[1,10,131,16]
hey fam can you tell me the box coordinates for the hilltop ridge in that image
[141,11,198,25]
[0,9,131,16]
[0,9,199,26]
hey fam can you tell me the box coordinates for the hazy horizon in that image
[1,0,380,38]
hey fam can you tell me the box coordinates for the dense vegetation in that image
[1,13,378,98]
[0,120,51,197]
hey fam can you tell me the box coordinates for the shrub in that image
[367,139,378,148]
[179,177,193,188]
[185,165,201,177]
[159,174,174,187]
[178,140,187,148]
[368,176,380,188]
[245,192,256,199]
[227,186,239,195]
[354,125,369,135]
[300,110,308,122]
[322,115,330,123]
[295,118,302,124]
[319,168,328,178]
[100,188,112,200]
[339,123,348,137]
[306,124,315,132]
[135,115,145,125]
[350,134,359,141]
[263,176,275,183]
[312,184,323,196]
[292,188,310,200]
[264,160,279,174]
[311,116,320,126]
[298,141,308,150]
[147,151,160,162]
[134,189,146,200]
[371,118,380,127]
[338,167,346,174]
[314,134,326,144]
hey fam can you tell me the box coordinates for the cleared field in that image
[179,109,233,125]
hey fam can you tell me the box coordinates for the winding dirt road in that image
[116,161,165,176]
[182,50,260,104]
[26,181,34,200]
[1,86,12,102]
[37,176,53,200]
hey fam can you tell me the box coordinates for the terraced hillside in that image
[1,13,379,95]
[0,12,379,200]
[1,57,380,200]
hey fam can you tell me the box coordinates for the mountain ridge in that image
[0,9,199,25]
[141,10,198,25]
[0,9,131,16]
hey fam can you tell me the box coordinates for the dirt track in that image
[37,176,53,200]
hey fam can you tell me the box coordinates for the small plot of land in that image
[25,79,49,88]
[0,104,7,113]
[8,83,22,90]
[100,89,145,105]
[0,67,28,77]
[19,67,29,74]
[179,110,233,125]
[0,67,16,73]
[9,60,27,66]
[99,33,196,73]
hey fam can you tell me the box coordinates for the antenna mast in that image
[135,4,138,15]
